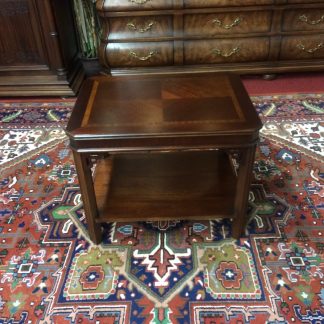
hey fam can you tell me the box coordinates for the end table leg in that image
[73,151,102,244]
[232,145,256,239]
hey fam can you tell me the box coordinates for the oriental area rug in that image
[0,94,323,324]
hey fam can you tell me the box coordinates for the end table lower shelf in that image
[67,73,262,244]
[93,150,237,223]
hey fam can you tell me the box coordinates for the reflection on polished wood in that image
[67,73,262,244]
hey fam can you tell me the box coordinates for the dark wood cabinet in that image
[97,0,324,75]
[0,0,83,96]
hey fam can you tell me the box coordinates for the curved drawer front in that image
[184,0,273,9]
[283,9,324,31]
[280,35,324,60]
[184,38,270,64]
[97,0,173,12]
[107,16,173,40]
[287,0,321,3]
[103,42,174,67]
[184,11,272,36]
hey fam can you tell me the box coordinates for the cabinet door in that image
[0,0,48,69]
[0,0,82,96]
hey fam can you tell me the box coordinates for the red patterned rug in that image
[0,95,323,323]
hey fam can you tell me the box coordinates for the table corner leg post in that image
[90,226,103,245]
[232,144,257,240]
[72,150,103,244]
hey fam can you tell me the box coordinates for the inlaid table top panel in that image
[66,73,262,140]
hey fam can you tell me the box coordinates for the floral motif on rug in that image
[0,96,323,323]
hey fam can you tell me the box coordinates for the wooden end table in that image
[66,73,262,244]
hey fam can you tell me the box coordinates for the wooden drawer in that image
[97,0,173,12]
[280,35,324,60]
[287,0,321,3]
[184,38,270,64]
[107,16,173,40]
[283,9,324,31]
[184,0,273,9]
[184,11,272,36]
[103,42,174,67]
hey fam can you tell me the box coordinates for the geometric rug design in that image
[0,95,323,323]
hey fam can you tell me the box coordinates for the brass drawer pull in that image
[129,50,157,61]
[298,14,324,25]
[297,42,324,53]
[128,0,151,4]
[212,17,241,30]
[212,47,240,57]
[127,21,155,33]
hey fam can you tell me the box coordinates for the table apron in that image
[69,134,260,153]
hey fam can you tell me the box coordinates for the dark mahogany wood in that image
[66,73,262,244]
[0,0,83,96]
[96,0,324,76]
[73,151,102,244]
[94,151,236,221]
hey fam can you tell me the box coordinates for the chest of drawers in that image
[96,0,324,75]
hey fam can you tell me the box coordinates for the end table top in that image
[66,73,262,149]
